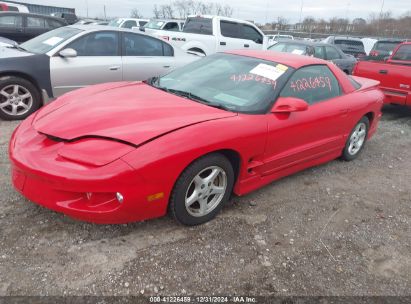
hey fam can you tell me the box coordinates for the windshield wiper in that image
[8,44,28,52]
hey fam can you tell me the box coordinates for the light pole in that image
[299,0,304,24]
[379,0,385,17]
[85,0,89,18]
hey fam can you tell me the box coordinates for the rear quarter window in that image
[280,65,341,105]
[183,17,212,35]
[391,44,411,61]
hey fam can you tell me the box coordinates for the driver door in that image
[261,64,350,175]
[50,31,122,97]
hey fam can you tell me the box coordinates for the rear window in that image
[183,17,212,35]
[374,41,401,52]
[349,76,361,90]
[391,44,411,61]
[335,39,364,50]
[269,43,307,55]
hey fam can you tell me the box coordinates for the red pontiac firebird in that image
[9,50,384,226]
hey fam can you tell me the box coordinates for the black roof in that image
[0,11,66,21]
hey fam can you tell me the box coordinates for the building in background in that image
[3,1,74,15]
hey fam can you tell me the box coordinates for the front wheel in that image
[0,76,41,121]
[341,116,369,161]
[170,153,234,226]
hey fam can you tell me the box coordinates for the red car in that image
[9,50,384,225]
[353,42,411,107]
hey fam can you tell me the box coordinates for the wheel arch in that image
[169,148,242,199]
[364,111,374,125]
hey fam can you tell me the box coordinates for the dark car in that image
[323,36,366,59]
[0,12,66,43]
[369,39,404,59]
[269,40,357,74]
[51,12,78,25]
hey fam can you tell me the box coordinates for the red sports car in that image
[9,50,384,225]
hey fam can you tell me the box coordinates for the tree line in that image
[262,11,411,38]
[131,0,233,20]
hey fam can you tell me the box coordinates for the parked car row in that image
[268,40,357,74]
[0,11,67,43]
[0,25,198,120]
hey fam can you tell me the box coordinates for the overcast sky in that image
[15,0,409,23]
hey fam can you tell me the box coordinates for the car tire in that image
[341,116,369,161]
[0,76,41,121]
[170,153,234,226]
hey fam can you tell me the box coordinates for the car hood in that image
[0,46,34,58]
[33,82,237,146]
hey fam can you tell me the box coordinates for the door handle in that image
[109,66,120,71]
[244,44,249,48]
[379,70,388,74]
[163,65,170,68]
[220,41,226,46]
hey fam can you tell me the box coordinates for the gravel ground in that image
[0,105,410,297]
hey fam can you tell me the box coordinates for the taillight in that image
[159,36,169,41]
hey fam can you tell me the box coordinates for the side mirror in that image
[271,97,309,113]
[59,48,77,58]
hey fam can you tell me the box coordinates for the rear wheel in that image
[170,153,234,226]
[0,76,41,120]
[341,117,369,161]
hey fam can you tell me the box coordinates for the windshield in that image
[20,27,82,54]
[335,39,364,50]
[108,18,122,27]
[269,43,307,55]
[152,53,293,114]
[144,20,165,29]
[374,41,400,52]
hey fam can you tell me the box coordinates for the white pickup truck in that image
[145,15,268,56]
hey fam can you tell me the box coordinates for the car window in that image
[183,17,212,35]
[67,31,119,56]
[280,65,341,105]
[325,46,341,60]
[220,21,240,38]
[314,46,326,59]
[374,41,401,52]
[391,44,411,61]
[122,32,173,56]
[164,22,179,31]
[122,20,137,28]
[242,24,263,44]
[47,19,64,29]
[269,43,307,55]
[27,16,46,28]
[0,15,22,27]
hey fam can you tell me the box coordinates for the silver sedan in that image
[0,25,199,120]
